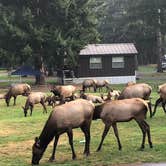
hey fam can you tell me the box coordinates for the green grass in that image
[138,64,157,73]
[0,84,166,166]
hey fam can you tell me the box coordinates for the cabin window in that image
[112,57,124,68]
[89,57,102,69]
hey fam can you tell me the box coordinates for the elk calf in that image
[22,92,47,117]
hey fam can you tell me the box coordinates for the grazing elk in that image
[31,99,94,165]
[50,85,77,104]
[45,95,58,107]
[118,83,152,118]
[101,90,121,101]
[152,83,166,116]
[80,91,104,103]
[22,92,47,117]
[95,80,110,92]
[5,83,31,106]
[93,98,153,152]
[82,79,97,92]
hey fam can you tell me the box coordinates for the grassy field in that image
[0,65,166,166]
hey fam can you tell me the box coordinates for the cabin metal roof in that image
[79,43,138,56]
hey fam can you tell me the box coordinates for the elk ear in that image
[35,137,38,142]
[35,137,40,147]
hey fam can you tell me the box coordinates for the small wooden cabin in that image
[73,43,138,84]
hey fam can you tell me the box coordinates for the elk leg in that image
[112,123,122,150]
[97,124,111,152]
[161,101,166,113]
[40,99,47,113]
[60,95,65,104]
[67,129,76,160]
[13,96,16,105]
[152,98,162,117]
[142,121,153,148]
[30,105,33,116]
[147,101,152,118]
[80,124,91,156]
[49,134,59,162]
[136,120,146,150]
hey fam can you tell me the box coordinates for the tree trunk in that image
[34,54,46,85]
[157,8,163,72]
[35,72,45,85]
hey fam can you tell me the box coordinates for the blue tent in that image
[11,66,41,76]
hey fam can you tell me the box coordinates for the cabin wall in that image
[77,54,136,78]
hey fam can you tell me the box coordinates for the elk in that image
[45,95,58,107]
[118,83,152,117]
[93,98,153,152]
[31,99,94,165]
[80,91,104,103]
[152,83,166,116]
[50,85,77,104]
[101,90,121,101]
[95,80,110,92]
[22,92,47,117]
[5,83,31,106]
[82,79,97,92]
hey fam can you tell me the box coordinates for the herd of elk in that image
[3,80,166,165]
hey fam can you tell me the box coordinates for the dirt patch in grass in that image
[0,126,19,137]
[0,140,33,156]
[0,130,84,155]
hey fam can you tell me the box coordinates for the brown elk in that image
[50,85,77,104]
[22,92,47,117]
[152,83,166,116]
[101,90,121,101]
[82,79,97,92]
[80,91,104,103]
[5,83,31,106]
[93,98,153,152]
[118,83,152,118]
[95,80,110,92]
[31,99,94,165]
[45,95,58,107]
